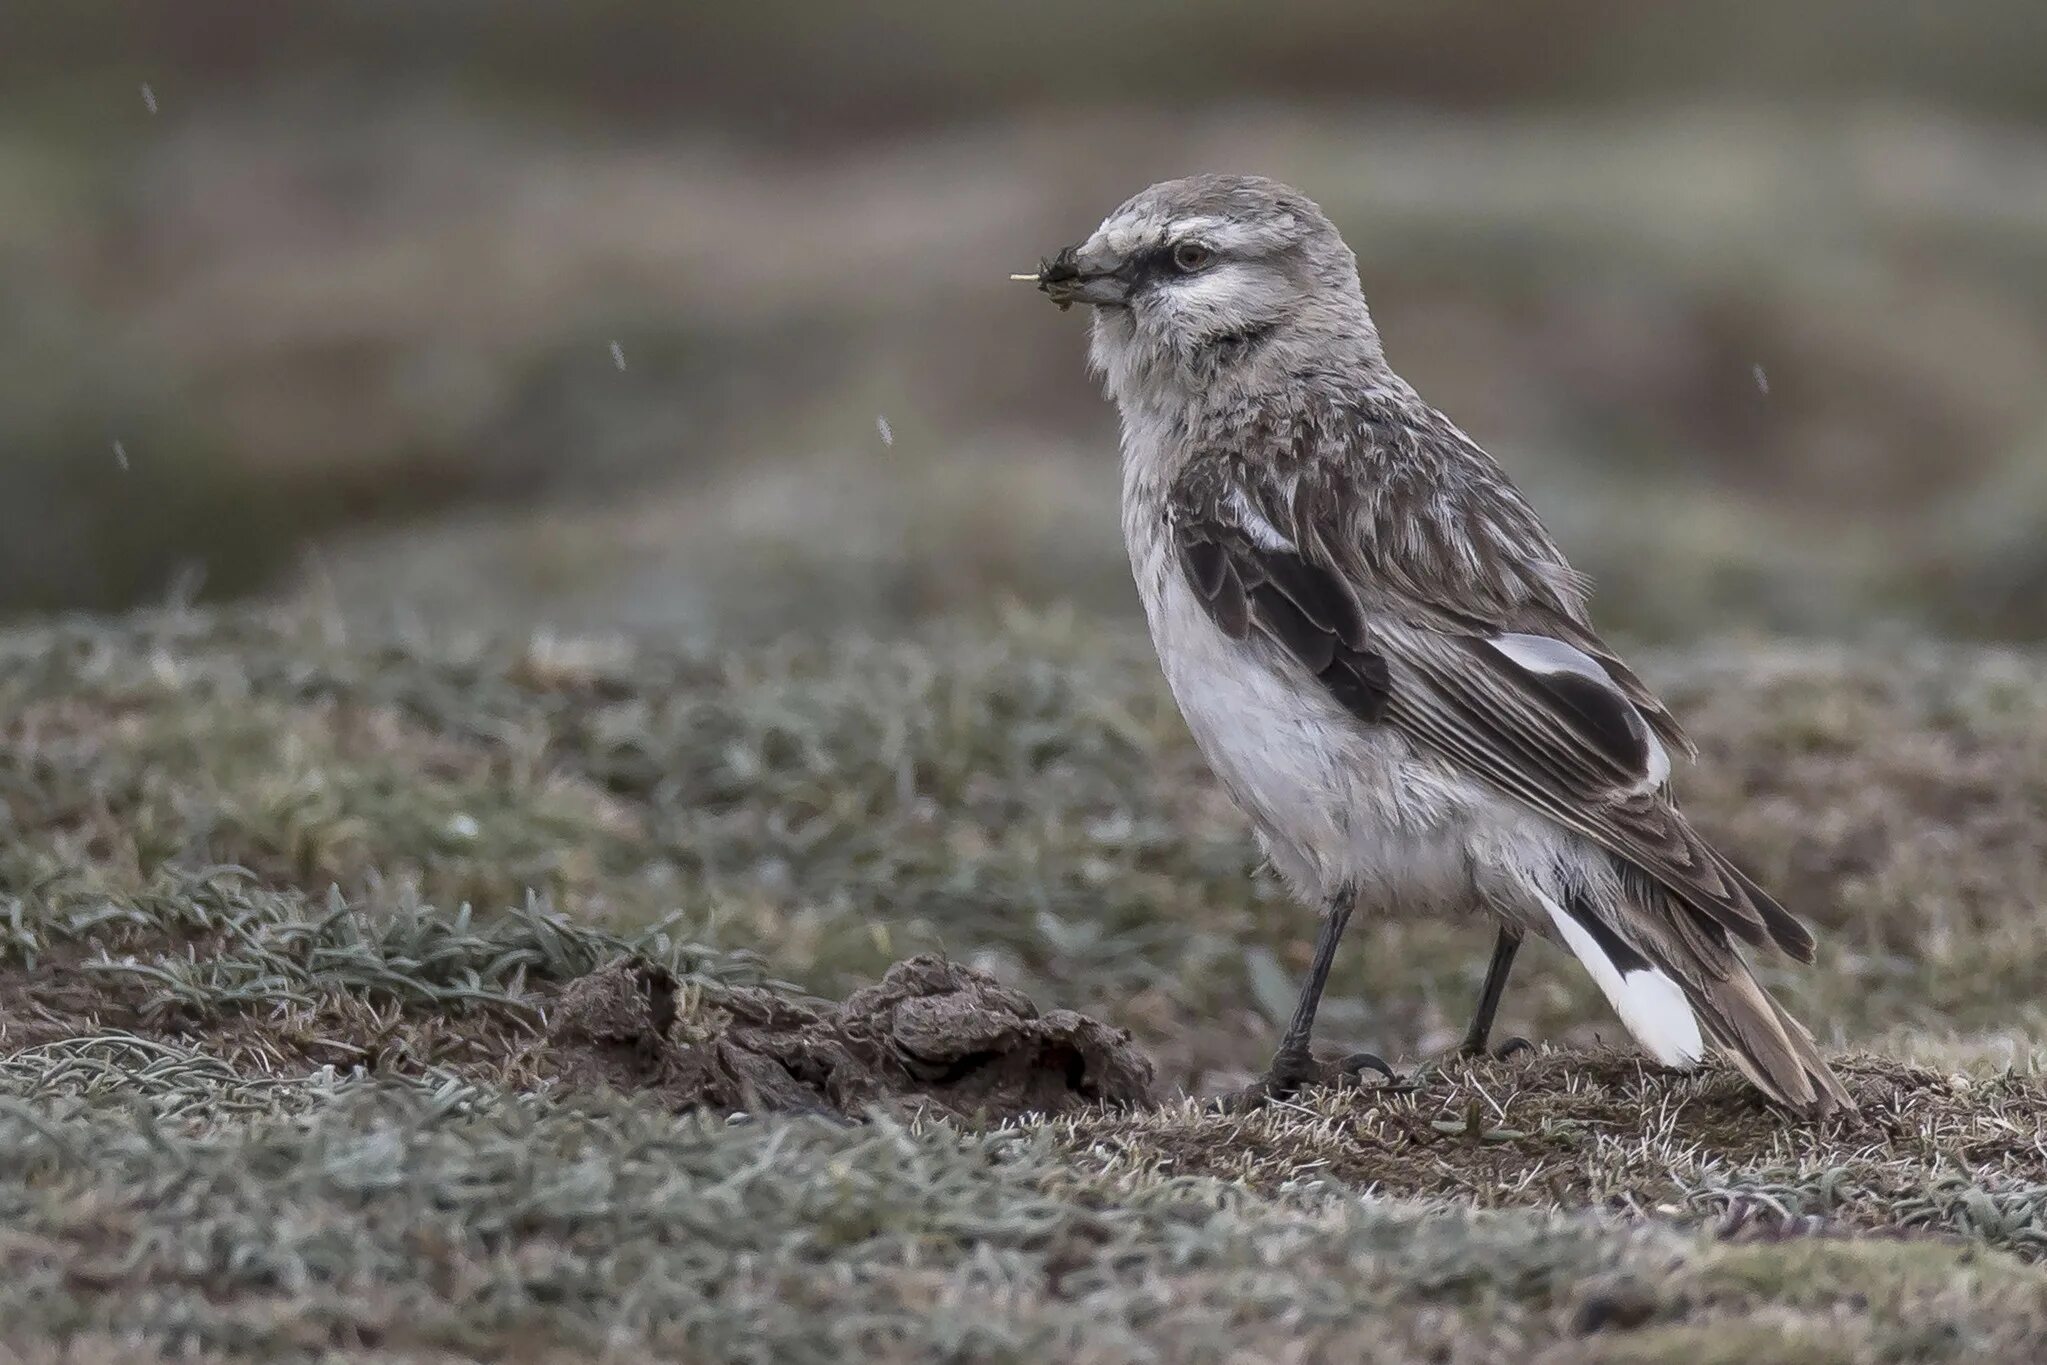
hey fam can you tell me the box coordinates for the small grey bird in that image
[1024,174,1851,1115]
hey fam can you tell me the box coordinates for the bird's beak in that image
[1013,244,1130,311]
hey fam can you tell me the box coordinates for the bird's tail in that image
[1687,961,1854,1116]
[1540,886,1854,1117]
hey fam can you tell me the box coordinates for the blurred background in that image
[7,2,2047,642]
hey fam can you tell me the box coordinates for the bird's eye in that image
[1171,242,1214,273]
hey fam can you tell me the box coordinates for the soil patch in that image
[543,953,1158,1121]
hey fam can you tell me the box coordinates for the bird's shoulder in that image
[1173,388,1581,623]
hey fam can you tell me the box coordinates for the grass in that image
[3,607,2047,1357]
[7,1089,2044,1364]
[10,609,2047,1078]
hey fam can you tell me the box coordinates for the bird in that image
[1021,174,1852,1116]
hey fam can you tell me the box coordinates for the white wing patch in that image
[1486,633,1670,791]
[1488,632,1609,681]
[1537,890,1703,1067]
[1226,485,1294,552]
[1641,725,1670,790]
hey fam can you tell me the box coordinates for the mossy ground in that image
[4,609,2047,1359]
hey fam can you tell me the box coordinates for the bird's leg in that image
[1458,925,1532,1060]
[1248,890,1393,1099]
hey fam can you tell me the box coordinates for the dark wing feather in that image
[1377,619,1811,960]
[1292,446,1696,763]
[1367,552,1696,764]
[1170,476,1390,727]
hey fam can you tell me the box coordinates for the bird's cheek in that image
[1152,290,1233,343]
[1087,307,1132,348]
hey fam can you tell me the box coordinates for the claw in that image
[1339,1051,1397,1082]
[1214,1047,1399,1113]
[1213,1073,1297,1114]
[1459,1034,1536,1062]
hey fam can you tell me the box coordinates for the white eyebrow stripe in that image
[1174,219,1274,255]
[1226,485,1294,552]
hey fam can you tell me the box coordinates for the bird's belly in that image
[1142,567,1482,911]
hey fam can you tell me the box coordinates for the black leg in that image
[1459,926,1525,1059]
[1259,891,1359,1095]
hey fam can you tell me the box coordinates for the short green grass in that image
[4,608,2047,1359]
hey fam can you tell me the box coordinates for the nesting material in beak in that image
[1009,268,1072,310]
[1022,245,1128,311]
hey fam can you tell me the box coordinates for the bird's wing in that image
[1171,475,1393,727]
[1166,452,1812,966]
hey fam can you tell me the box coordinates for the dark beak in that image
[1018,245,1130,311]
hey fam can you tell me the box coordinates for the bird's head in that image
[1020,175,1380,408]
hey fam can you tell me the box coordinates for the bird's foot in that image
[1456,1035,1535,1063]
[1219,1049,1400,1112]
[1339,1050,1400,1083]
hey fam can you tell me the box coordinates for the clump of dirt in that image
[544,953,1158,1121]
